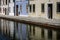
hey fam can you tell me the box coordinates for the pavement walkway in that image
[0,15,60,26]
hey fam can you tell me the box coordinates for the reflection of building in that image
[15,0,29,16]
[29,0,60,19]
[8,0,15,16]
[0,0,9,15]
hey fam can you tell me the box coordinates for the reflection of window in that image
[29,5,31,12]
[41,4,44,12]
[0,7,1,13]
[26,4,28,13]
[41,29,44,38]
[20,5,22,12]
[16,22,18,32]
[57,2,60,12]
[33,4,35,12]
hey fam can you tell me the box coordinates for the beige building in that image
[29,0,36,17]
[9,0,15,16]
[29,0,60,19]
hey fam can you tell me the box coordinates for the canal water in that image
[0,19,60,40]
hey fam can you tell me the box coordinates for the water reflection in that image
[0,19,60,40]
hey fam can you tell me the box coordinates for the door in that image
[48,4,53,19]
[16,5,18,16]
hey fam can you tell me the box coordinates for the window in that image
[0,7,1,13]
[6,0,7,5]
[5,8,6,15]
[29,0,34,1]
[13,7,15,13]
[16,0,20,2]
[41,4,44,12]
[33,4,35,12]
[8,7,10,13]
[13,0,15,2]
[26,4,28,13]
[9,0,10,3]
[20,5,22,12]
[26,0,28,1]
[29,5,31,12]
[3,8,5,13]
[3,0,4,5]
[20,0,22,2]
[57,2,60,12]
[0,0,1,5]
[16,5,18,16]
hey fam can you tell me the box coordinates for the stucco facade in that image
[8,0,15,16]
[0,0,9,15]
[15,0,29,17]
[29,0,36,17]
[29,0,60,19]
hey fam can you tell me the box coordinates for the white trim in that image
[9,13,14,16]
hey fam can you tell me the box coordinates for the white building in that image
[8,0,15,16]
[8,0,15,38]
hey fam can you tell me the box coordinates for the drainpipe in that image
[28,0,30,16]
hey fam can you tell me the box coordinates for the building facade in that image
[0,0,9,15]
[29,0,36,17]
[29,0,60,19]
[0,0,9,34]
[0,0,15,38]
[0,0,60,19]
[15,0,29,17]
[8,0,15,16]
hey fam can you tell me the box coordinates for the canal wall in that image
[0,15,60,31]
[0,15,60,40]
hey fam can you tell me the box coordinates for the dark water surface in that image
[0,19,60,40]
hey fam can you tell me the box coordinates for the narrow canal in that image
[0,19,60,40]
